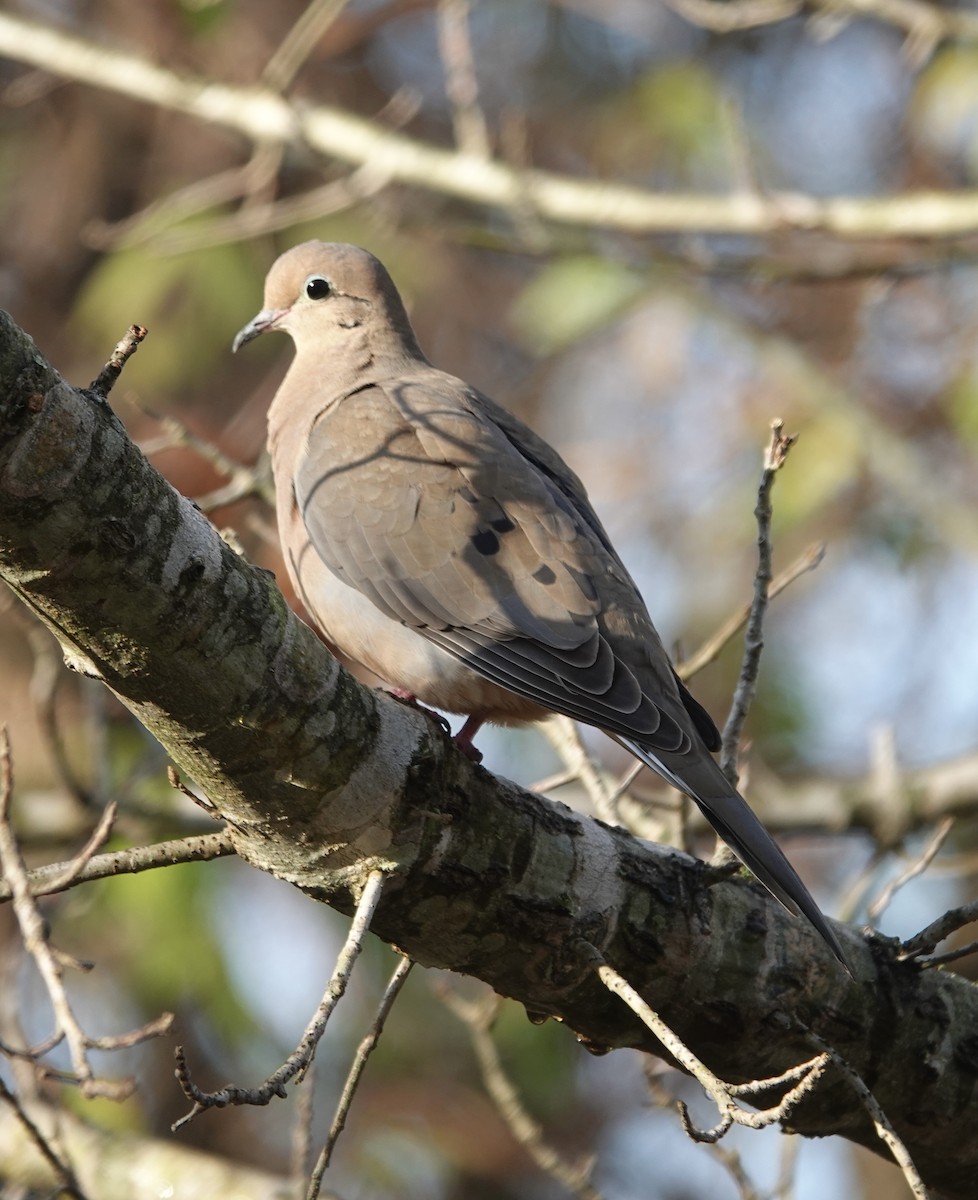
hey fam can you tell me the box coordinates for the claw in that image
[386,691,484,762]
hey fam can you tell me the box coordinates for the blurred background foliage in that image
[1,0,977,1197]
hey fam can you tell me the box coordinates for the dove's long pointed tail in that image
[620,739,849,969]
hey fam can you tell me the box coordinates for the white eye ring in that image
[304,275,332,300]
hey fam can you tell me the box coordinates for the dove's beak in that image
[232,307,289,353]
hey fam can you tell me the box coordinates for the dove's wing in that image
[295,375,699,755]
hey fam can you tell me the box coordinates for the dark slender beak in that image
[232,307,289,353]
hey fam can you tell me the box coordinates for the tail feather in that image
[621,738,849,970]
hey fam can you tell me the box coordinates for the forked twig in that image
[598,960,829,1142]
[0,830,235,902]
[0,729,173,1099]
[173,869,387,1129]
[900,897,978,962]
[306,955,413,1199]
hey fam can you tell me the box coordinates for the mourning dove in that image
[234,241,845,965]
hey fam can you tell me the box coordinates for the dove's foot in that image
[452,715,485,764]
[387,691,485,763]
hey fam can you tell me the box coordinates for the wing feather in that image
[295,377,700,756]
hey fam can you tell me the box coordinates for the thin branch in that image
[540,716,621,825]
[261,0,351,93]
[292,1061,316,1200]
[775,1134,800,1200]
[134,404,275,511]
[867,817,954,925]
[6,12,978,240]
[88,325,147,398]
[916,938,978,969]
[0,729,173,1099]
[720,420,796,785]
[598,960,830,1142]
[38,801,119,894]
[23,619,94,810]
[678,543,825,682]
[173,869,387,1130]
[437,0,491,159]
[805,1031,929,1199]
[438,986,604,1200]
[660,0,978,60]
[661,0,802,33]
[0,830,235,902]
[84,147,283,251]
[900,898,978,961]
[306,955,413,1199]
[142,161,395,256]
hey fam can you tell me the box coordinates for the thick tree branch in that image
[4,12,978,242]
[0,312,976,1196]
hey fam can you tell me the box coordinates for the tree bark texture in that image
[0,312,975,1197]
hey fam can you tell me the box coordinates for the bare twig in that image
[38,802,119,894]
[540,717,620,825]
[85,147,283,250]
[23,620,94,809]
[719,421,796,784]
[661,0,802,34]
[262,0,350,93]
[306,955,413,1199]
[438,985,603,1200]
[598,960,830,1141]
[775,1133,800,1200]
[805,1031,929,1199]
[660,0,978,60]
[679,543,825,682]
[174,869,387,1130]
[134,404,275,511]
[0,830,235,902]
[437,0,491,159]
[0,729,173,1099]
[900,898,978,961]
[89,325,147,398]
[867,817,954,925]
[292,1061,316,1200]
[916,938,978,969]
[147,162,395,256]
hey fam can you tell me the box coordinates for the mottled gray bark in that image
[0,311,975,1197]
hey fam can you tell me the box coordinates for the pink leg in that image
[453,715,485,763]
[385,690,485,763]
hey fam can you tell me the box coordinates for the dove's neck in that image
[266,323,429,453]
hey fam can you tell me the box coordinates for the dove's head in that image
[232,241,424,366]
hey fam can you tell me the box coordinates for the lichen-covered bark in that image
[0,312,976,1196]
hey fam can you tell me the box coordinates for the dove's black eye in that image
[304,275,332,300]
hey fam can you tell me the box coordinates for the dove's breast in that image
[285,507,547,725]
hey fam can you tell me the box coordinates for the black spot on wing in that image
[471,528,501,556]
